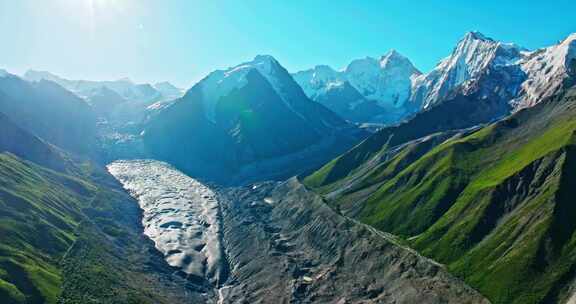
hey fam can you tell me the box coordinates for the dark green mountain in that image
[305,87,576,303]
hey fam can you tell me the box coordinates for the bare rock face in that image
[218,178,489,304]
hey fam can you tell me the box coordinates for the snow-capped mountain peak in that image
[439,31,515,72]
[294,50,420,117]
[379,49,417,71]
[551,33,576,70]
[463,31,493,42]
[198,55,302,122]
[344,51,420,108]
[411,31,524,108]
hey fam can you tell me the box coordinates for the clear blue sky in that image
[1,0,575,88]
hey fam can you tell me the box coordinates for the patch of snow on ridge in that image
[107,160,225,284]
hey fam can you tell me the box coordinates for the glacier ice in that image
[107,160,225,284]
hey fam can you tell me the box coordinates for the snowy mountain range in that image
[295,31,576,125]
[411,31,576,111]
[23,70,184,104]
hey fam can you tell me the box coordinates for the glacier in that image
[107,160,226,285]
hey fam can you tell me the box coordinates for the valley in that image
[1,9,576,302]
[107,159,489,303]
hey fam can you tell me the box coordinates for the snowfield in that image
[107,160,225,285]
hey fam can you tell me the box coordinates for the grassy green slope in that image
[0,153,93,304]
[305,89,576,303]
[411,101,576,304]
[304,85,511,190]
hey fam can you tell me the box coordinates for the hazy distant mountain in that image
[86,86,128,117]
[0,110,71,172]
[0,72,98,156]
[153,81,185,100]
[23,70,184,104]
[143,55,365,184]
